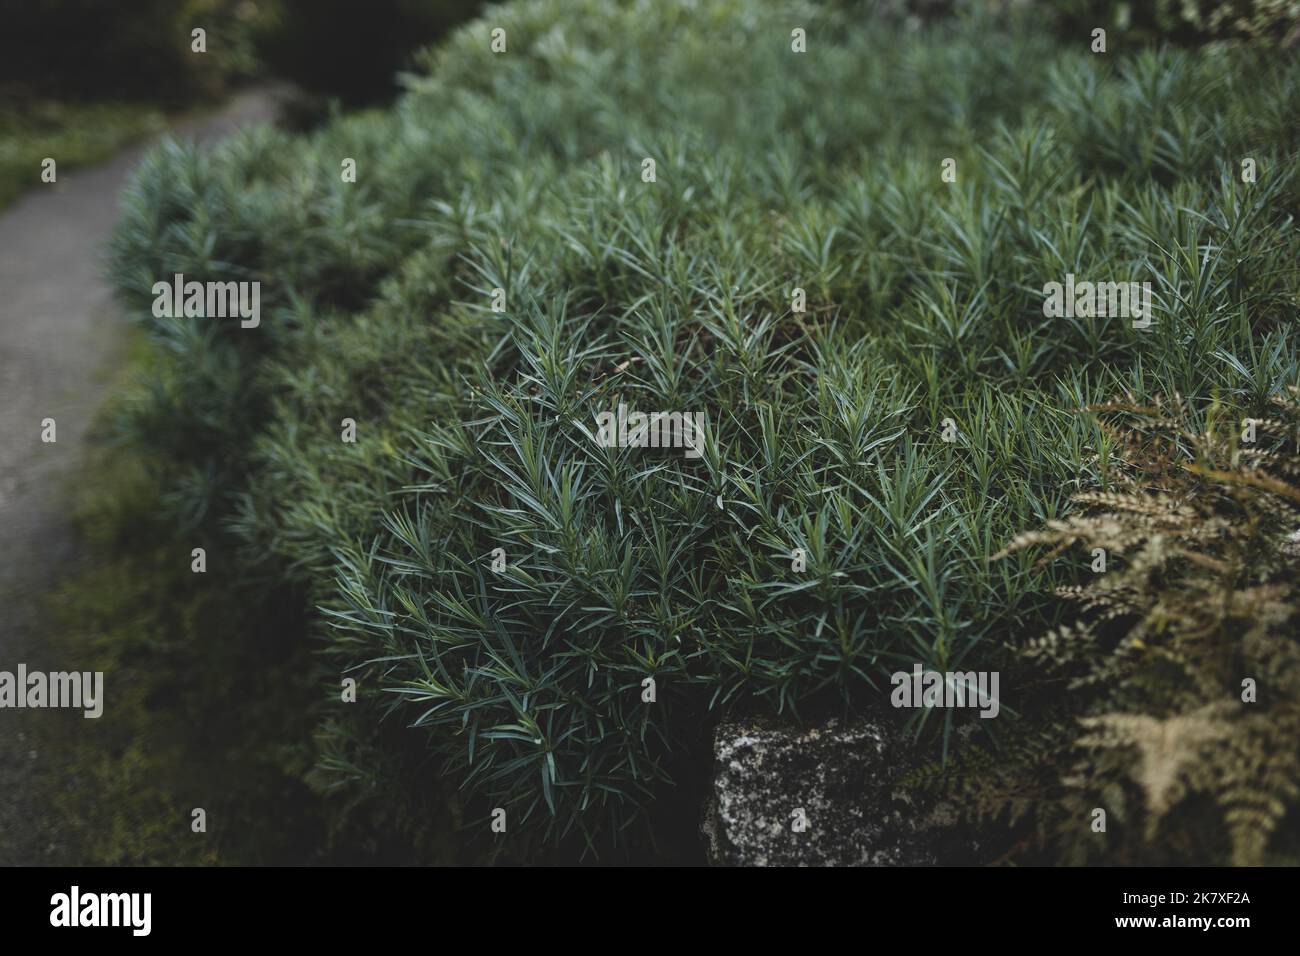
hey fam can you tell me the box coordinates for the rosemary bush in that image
[108,0,1300,857]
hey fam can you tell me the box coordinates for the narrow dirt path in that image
[0,88,282,863]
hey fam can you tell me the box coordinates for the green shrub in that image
[109,0,1300,858]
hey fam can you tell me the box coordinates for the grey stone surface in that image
[702,714,970,866]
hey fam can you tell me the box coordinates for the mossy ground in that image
[0,99,169,210]
[11,334,464,864]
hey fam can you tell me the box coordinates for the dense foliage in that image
[107,0,1300,858]
[914,392,1300,865]
[1,0,269,103]
[1059,0,1300,45]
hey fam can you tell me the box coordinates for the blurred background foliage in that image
[1056,0,1300,46]
[0,0,485,209]
[2,0,1292,212]
[0,0,488,105]
[0,0,268,103]
[4,1,1292,110]
[260,0,486,105]
[834,0,1300,46]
